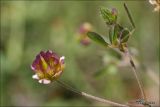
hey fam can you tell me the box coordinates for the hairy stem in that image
[124,48,147,101]
[56,80,128,107]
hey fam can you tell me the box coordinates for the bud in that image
[77,22,92,46]
[31,50,65,84]
[100,7,118,25]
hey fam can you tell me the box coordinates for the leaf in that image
[94,65,117,78]
[94,67,108,77]
[109,27,113,44]
[111,24,123,45]
[100,7,117,25]
[113,25,119,42]
[87,31,109,47]
[120,28,130,43]
[121,29,130,38]
[124,3,135,28]
[121,35,129,43]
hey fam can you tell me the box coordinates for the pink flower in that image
[31,50,65,84]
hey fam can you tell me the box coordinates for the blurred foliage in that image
[0,1,159,106]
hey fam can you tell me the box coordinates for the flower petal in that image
[32,74,39,80]
[38,79,43,83]
[53,70,63,79]
[31,54,41,71]
[60,56,65,64]
[43,79,51,84]
[38,79,51,84]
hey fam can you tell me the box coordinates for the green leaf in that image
[121,29,130,39]
[111,24,123,45]
[94,65,117,77]
[121,34,130,43]
[87,31,109,47]
[100,7,117,25]
[113,25,118,42]
[94,67,108,77]
[120,28,130,43]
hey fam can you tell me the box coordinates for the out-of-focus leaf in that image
[87,31,109,47]
[108,65,117,75]
[100,7,117,25]
[94,65,117,77]
[94,67,108,77]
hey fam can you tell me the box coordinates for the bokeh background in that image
[0,0,159,106]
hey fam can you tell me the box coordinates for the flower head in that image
[31,50,65,84]
[77,22,92,46]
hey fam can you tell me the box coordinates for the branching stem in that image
[56,80,128,107]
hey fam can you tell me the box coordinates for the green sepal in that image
[100,7,117,25]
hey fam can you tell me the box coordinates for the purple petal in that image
[46,50,59,66]
[31,54,41,71]
[31,51,47,72]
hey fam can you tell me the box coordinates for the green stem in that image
[56,80,128,107]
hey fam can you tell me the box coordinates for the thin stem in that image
[56,80,128,107]
[124,48,147,101]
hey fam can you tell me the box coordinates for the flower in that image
[31,50,65,84]
[149,0,160,11]
[77,22,92,46]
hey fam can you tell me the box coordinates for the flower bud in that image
[77,22,92,46]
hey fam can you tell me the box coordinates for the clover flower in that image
[31,50,65,84]
[77,22,92,46]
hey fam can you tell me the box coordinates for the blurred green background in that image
[0,1,159,106]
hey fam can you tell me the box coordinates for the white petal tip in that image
[60,56,65,64]
[31,65,35,70]
[60,56,65,60]
[38,79,51,84]
[32,74,39,80]
[49,50,53,53]
[43,79,51,84]
[38,80,43,83]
